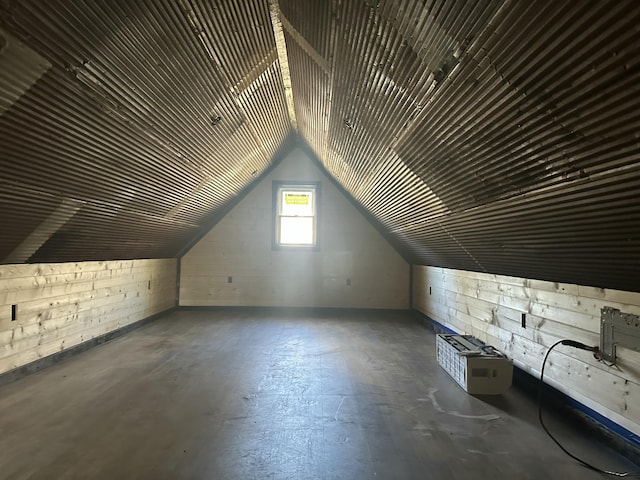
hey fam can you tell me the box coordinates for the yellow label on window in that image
[285,193,309,205]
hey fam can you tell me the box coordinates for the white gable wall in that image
[179,148,409,309]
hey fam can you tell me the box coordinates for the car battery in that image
[436,334,513,394]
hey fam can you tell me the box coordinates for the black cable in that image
[538,340,631,477]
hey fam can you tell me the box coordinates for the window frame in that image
[272,181,321,250]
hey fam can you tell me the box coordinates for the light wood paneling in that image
[180,148,409,309]
[0,259,177,375]
[413,265,640,437]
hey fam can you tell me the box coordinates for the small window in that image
[273,182,320,249]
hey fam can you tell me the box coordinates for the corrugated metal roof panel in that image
[279,0,332,61]
[398,168,640,290]
[284,27,330,154]
[396,0,640,211]
[0,0,292,262]
[2,0,640,293]
[281,0,640,291]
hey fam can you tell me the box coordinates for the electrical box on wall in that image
[437,334,513,395]
[600,307,640,363]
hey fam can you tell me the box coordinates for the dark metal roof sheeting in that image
[1,0,640,293]
[0,0,292,262]
[281,0,640,292]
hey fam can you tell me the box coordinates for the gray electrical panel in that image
[600,307,640,363]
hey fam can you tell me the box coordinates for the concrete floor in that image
[0,309,637,480]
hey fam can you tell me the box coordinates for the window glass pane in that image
[280,216,314,245]
[280,190,313,216]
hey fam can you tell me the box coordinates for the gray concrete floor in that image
[0,309,638,480]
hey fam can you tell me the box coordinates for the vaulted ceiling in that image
[1,0,639,292]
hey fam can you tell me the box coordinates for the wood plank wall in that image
[413,265,640,437]
[180,148,409,309]
[0,259,177,375]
